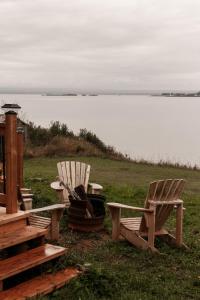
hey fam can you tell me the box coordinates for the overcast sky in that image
[0,0,200,92]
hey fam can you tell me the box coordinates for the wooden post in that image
[147,204,156,249]
[51,209,63,240]
[109,207,121,240]
[176,202,183,246]
[17,129,24,189]
[5,111,18,214]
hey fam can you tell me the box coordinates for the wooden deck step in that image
[0,267,80,300]
[0,244,66,281]
[0,226,47,250]
[0,208,30,226]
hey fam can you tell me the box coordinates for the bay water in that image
[1,94,199,166]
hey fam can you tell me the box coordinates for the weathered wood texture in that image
[5,112,18,213]
[0,244,66,281]
[0,268,80,300]
[108,179,186,253]
[28,202,65,240]
[57,161,91,205]
[0,226,47,250]
[0,110,70,298]
[53,161,103,206]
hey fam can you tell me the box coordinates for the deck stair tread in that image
[0,267,80,300]
[0,243,66,280]
[0,208,30,226]
[0,226,47,250]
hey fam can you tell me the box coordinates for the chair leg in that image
[176,203,183,247]
[109,207,121,240]
[161,233,188,250]
[147,208,156,250]
[51,209,64,240]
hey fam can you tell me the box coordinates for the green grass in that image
[24,157,200,300]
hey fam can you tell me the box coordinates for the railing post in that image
[5,111,18,213]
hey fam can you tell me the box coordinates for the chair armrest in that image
[50,181,64,191]
[28,203,66,213]
[88,183,103,190]
[107,202,153,213]
[148,199,183,205]
[88,182,103,194]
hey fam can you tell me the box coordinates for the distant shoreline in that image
[158,91,200,97]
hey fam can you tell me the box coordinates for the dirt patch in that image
[59,229,111,252]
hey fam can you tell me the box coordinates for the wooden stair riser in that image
[0,268,80,300]
[0,208,30,226]
[0,226,47,251]
[5,236,45,258]
[0,244,66,281]
[0,244,66,292]
[0,219,27,235]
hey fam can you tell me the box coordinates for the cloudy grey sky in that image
[0,0,200,93]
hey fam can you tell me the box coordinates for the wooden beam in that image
[5,112,18,214]
[176,203,183,246]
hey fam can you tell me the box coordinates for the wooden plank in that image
[29,204,65,213]
[29,219,50,228]
[21,194,34,198]
[84,165,90,191]
[176,203,183,246]
[70,161,76,189]
[121,218,141,229]
[120,224,150,251]
[51,209,63,240]
[20,188,31,193]
[0,208,30,226]
[5,112,18,213]
[75,161,81,187]
[108,206,121,240]
[0,219,26,235]
[107,202,153,213]
[0,267,80,300]
[29,215,50,221]
[0,226,47,250]
[80,163,86,187]
[0,244,66,280]
[65,161,72,189]
[57,162,68,202]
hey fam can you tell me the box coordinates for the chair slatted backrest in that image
[57,161,91,204]
[140,179,185,232]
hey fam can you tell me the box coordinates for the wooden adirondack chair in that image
[107,179,187,253]
[51,161,103,207]
[20,188,65,241]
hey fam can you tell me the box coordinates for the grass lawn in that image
[24,157,200,300]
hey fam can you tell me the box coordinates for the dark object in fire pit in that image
[68,186,106,232]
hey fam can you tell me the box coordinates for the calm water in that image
[1,94,200,166]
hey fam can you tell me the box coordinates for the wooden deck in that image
[0,267,80,300]
[0,244,66,281]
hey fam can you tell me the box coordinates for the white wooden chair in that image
[51,161,103,207]
[107,179,187,253]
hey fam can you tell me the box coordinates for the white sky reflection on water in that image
[1,94,200,167]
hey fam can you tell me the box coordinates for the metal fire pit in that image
[68,194,106,232]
